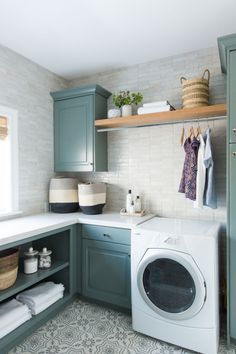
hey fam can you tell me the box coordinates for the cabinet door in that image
[229,50,236,143]
[229,144,236,339]
[82,239,131,309]
[54,95,94,172]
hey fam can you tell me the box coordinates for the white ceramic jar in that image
[38,248,52,269]
[24,247,38,274]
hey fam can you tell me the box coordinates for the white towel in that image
[30,291,64,315]
[0,312,32,339]
[0,299,31,331]
[137,105,173,115]
[143,100,170,108]
[16,282,64,309]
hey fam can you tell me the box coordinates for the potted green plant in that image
[112,91,143,117]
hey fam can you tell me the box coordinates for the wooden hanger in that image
[195,125,201,138]
[180,126,185,145]
[188,126,194,139]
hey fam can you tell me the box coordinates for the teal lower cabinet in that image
[0,222,131,353]
[0,225,79,354]
[82,225,131,309]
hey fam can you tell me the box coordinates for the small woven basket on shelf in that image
[0,248,19,290]
[180,69,210,109]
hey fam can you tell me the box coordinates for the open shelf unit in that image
[95,103,227,130]
[0,224,78,354]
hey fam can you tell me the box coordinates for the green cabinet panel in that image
[229,50,236,143]
[229,144,236,339]
[82,239,131,309]
[218,34,236,345]
[51,84,111,172]
[54,95,93,171]
[82,224,131,245]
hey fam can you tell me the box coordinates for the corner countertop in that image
[0,211,154,247]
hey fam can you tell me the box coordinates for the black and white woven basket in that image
[49,177,79,213]
[78,183,106,215]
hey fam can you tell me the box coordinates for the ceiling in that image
[0,0,235,79]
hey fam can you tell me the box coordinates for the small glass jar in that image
[38,248,52,269]
[24,247,39,274]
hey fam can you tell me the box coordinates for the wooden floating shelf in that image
[95,104,227,129]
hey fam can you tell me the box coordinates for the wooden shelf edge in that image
[95,103,227,129]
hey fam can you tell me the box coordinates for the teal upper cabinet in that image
[51,85,111,172]
[218,34,236,143]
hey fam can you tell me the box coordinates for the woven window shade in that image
[0,116,8,140]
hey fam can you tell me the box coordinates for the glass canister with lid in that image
[24,247,39,274]
[38,248,52,269]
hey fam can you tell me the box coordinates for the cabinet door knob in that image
[232,152,236,157]
[103,233,111,238]
[233,128,236,133]
[89,162,94,165]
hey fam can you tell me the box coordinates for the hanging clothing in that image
[203,128,217,209]
[179,137,200,201]
[194,134,206,208]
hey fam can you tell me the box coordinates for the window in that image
[0,105,19,218]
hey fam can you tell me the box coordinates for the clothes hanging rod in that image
[96,115,227,132]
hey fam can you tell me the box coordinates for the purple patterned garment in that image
[179,137,200,201]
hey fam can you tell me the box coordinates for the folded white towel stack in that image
[16,281,65,315]
[143,100,170,108]
[0,299,32,338]
[138,100,175,115]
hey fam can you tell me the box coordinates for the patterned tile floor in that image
[8,299,236,354]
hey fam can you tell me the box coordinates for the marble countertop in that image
[0,211,154,247]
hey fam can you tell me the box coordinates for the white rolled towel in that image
[137,105,173,115]
[0,299,31,338]
[143,100,170,107]
[16,282,65,310]
[30,291,64,315]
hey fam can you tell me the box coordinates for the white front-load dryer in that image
[131,217,220,354]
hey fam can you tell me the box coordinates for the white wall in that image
[0,44,67,215]
[70,46,227,223]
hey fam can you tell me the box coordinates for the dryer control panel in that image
[132,230,186,252]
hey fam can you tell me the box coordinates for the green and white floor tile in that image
[8,299,235,354]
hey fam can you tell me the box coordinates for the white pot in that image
[122,105,132,117]
[108,108,121,118]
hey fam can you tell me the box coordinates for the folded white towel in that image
[16,282,64,308]
[143,100,170,108]
[138,105,173,115]
[0,312,32,339]
[30,291,64,315]
[0,299,31,331]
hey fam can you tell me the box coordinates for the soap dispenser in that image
[126,190,132,213]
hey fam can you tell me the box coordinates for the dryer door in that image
[137,249,206,321]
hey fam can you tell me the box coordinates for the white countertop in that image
[0,211,154,247]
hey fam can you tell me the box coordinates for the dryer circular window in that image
[137,249,206,321]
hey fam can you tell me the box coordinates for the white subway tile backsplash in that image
[70,46,227,226]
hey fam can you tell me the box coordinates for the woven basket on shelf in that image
[0,248,19,290]
[180,69,210,109]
